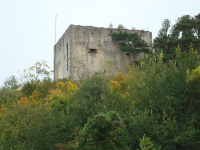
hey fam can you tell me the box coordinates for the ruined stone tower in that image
[54,25,152,82]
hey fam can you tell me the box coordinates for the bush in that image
[0,104,75,150]
[68,74,132,128]
[61,111,128,150]
[68,74,111,126]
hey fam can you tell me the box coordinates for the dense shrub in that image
[0,104,75,150]
[60,111,128,150]
[68,74,111,126]
[68,74,132,127]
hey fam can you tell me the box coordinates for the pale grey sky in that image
[0,0,199,86]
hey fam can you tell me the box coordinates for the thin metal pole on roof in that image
[55,14,57,44]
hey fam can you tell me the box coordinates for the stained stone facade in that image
[54,25,152,82]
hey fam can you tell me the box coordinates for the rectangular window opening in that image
[89,49,97,53]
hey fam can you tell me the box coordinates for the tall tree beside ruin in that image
[153,13,200,62]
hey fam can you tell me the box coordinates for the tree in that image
[125,48,200,149]
[118,23,126,30]
[153,13,200,62]
[20,60,52,83]
[108,23,113,29]
[3,75,18,91]
[19,60,53,98]
[109,29,150,54]
[0,75,21,106]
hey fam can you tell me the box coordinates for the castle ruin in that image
[54,25,152,81]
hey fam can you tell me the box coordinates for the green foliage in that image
[20,78,55,99]
[118,23,126,30]
[137,135,160,150]
[153,13,200,62]
[69,74,111,126]
[171,14,200,52]
[109,30,150,54]
[20,81,37,98]
[19,60,52,83]
[63,111,128,150]
[0,104,75,150]
[0,75,21,106]
[124,48,200,149]
[3,75,18,90]
[188,66,200,85]
[19,61,54,99]
[1,45,200,150]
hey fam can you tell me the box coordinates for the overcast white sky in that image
[0,0,199,86]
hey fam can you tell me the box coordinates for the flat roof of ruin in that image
[55,24,151,46]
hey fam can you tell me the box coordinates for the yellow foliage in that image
[18,97,29,106]
[56,81,66,92]
[45,79,78,105]
[0,104,7,116]
[10,78,79,109]
[45,89,65,104]
[110,73,126,93]
[56,80,78,95]
[110,80,121,91]
[28,90,40,106]
[187,66,200,85]
[118,24,126,30]
[110,72,136,94]
[11,104,16,108]
[15,90,40,108]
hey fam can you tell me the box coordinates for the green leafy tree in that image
[170,14,200,54]
[69,74,111,126]
[153,19,176,61]
[153,13,200,61]
[0,104,74,149]
[20,60,52,83]
[19,60,53,98]
[0,75,21,106]
[109,28,150,54]
[125,48,199,149]
[3,75,18,90]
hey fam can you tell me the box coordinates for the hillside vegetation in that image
[1,13,200,150]
[0,47,200,150]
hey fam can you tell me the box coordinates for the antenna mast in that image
[55,14,57,44]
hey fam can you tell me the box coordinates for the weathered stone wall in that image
[54,25,152,81]
[54,27,72,80]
